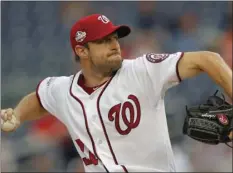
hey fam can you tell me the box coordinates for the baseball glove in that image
[183,90,233,148]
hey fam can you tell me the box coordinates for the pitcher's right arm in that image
[15,91,49,122]
[1,91,49,132]
[1,76,71,132]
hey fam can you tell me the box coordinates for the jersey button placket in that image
[92,114,97,121]
[89,94,95,100]
[97,139,103,145]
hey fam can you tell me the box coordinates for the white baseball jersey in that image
[36,52,184,172]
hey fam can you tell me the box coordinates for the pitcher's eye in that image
[113,35,119,40]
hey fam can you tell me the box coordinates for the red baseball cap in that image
[70,14,131,54]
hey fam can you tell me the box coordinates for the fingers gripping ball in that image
[1,114,18,132]
[1,115,17,131]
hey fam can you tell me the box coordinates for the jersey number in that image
[75,139,98,166]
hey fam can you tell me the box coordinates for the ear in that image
[75,45,89,59]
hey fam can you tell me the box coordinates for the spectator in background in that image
[219,25,232,104]
[135,1,172,52]
[129,30,162,58]
[220,25,232,70]
[60,1,92,29]
[30,114,68,142]
[136,1,157,30]
[128,1,165,58]
[173,11,203,51]
[1,138,18,172]
[29,114,83,171]
[209,10,232,104]
[164,10,221,110]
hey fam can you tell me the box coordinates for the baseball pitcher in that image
[1,14,232,172]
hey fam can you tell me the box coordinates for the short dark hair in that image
[74,43,89,62]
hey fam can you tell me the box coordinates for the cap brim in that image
[114,25,131,38]
[87,25,131,43]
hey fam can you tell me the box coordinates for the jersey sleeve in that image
[133,52,184,95]
[36,76,70,117]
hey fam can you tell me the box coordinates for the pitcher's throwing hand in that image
[1,108,20,132]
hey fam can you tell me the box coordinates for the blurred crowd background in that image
[1,1,232,172]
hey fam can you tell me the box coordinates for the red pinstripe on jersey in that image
[69,75,109,172]
[96,73,128,173]
[71,72,128,172]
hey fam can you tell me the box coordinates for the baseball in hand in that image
[1,115,17,132]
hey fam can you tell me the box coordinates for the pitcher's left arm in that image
[177,51,232,99]
[178,51,232,139]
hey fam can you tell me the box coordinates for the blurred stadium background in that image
[1,1,232,172]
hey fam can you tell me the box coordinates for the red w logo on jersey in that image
[108,95,141,135]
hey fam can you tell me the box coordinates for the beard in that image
[90,55,122,77]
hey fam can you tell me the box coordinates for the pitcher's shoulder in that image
[120,56,145,72]
[121,57,142,68]
[115,58,143,81]
[37,75,74,91]
[50,75,74,85]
